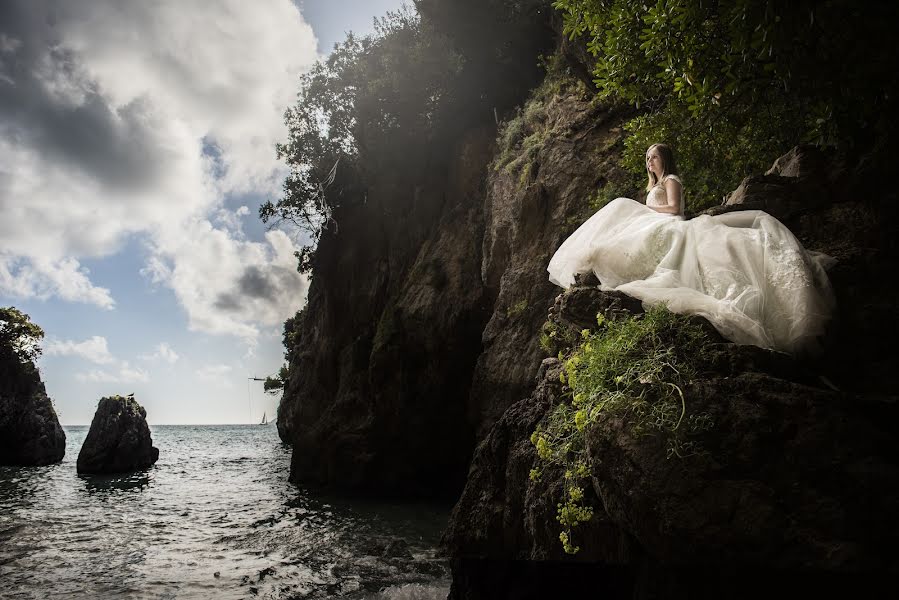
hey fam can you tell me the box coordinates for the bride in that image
[547,143,835,354]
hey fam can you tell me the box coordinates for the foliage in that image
[272,308,305,393]
[0,307,44,364]
[530,305,713,554]
[263,365,290,395]
[260,7,465,273]
[539,318,579,357]
[507,299,529,318]
[621,102,792,210]
[552,0,898,208]
[282,308,304,360]
[492,53,591,184]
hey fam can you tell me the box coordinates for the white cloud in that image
[140,342,179,364]
[45,335,116,365]
[0,254,114,309]
[76,363,150,384]
[147,226,309,343]
[197,363,234,387]
[0,0,317,334]
[47,336,155,384]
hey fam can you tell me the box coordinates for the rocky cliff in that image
[0,351,65,466]
[276,79,639,497]
[275,4,899,594]
[442,144,899,597]
[275,0,559,498]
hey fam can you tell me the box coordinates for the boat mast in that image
[247,376,264,424]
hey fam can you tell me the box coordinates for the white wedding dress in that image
[547,175,835,353]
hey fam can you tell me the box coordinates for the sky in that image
[0,0,406,425]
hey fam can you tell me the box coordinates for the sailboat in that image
[260,411,268,425]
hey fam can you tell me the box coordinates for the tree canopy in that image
[261,2,551,274]
[0,306,44,365]
[259,7,465,273]
[263,365,289,395]
[553,0,898,208]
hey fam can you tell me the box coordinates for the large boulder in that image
[77,395,159,474]
[0,355,65,466]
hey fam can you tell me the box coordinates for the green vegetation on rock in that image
[531,305,713,554]
[552,0,898,210]
[1,307,65,466]
[492,54,591,188]
[263,365,289,394]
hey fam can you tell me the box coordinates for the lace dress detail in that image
[546,187,835,354]
[645,174,684,216]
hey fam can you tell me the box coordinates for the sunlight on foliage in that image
[260,7,464,273]
[0,307,44,364]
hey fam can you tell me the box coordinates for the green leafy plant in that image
[0,307,44,364]
[539,319,581,357]
[551,0,898,209]
[531,305,713,554]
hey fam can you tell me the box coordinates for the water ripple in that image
[0,425,450,599]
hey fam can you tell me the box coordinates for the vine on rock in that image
[530,304,713,554]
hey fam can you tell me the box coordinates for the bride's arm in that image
[651,178,682,214]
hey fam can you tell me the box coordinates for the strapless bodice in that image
[646,174,683,216]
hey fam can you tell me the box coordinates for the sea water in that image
[0,425,451,599]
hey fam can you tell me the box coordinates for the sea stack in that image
[77,395,159,474]
[0,387,66,466]
[0,337,65,466]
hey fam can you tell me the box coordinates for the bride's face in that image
[646,147,663,179]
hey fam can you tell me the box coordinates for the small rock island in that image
[77,395,159,474]
[0,307,65,466]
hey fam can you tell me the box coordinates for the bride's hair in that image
[645,143,678,191]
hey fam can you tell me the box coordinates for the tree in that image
[552,0,899,208]
[263,365,289,395]
[0,307,44,364]
[259,6,465,274]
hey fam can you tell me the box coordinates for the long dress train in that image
[547,177,835,354]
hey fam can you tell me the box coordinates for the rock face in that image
[276,3,557,498]
[443,143,899,597]
[0,354,65,466]
[276,57,640,498]
[272,4,899,591]
[77,396,159,474]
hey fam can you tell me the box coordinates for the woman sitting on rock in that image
[547,143,835,354]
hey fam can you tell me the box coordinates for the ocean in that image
[0,425,451,599]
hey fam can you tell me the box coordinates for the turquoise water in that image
[0,425,451,599]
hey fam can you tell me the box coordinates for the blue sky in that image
[0,1,406,424]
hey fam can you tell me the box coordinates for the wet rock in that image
[586,372,899,570]
[0,390,66,466]
[381,538,414,560]
[77,395,159,474]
